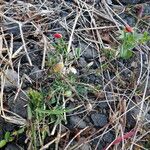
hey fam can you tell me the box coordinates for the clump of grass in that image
[27,88,70,149]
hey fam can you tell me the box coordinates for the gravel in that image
[68,115,87,129]
[127,101,150,128]
[8,91,28,118]
[29,65,43,80]
[98,102,108,109]
[91,113,108,127]
[80,42,98,60]
[5,143,20,150]
[3,69,19,89]
[78,57,87,68]
[103,132,114,143]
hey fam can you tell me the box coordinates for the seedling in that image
[0,128,24,148]
[119,28,150,59]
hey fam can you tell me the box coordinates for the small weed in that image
[74,47,82,59]
[119,28,150,59]
[0,128,24,148]
[102,47,116,59]
[26,76,75,149]
[53,38,68,58]
[24,33,99,149]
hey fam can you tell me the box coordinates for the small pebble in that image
[103,132,114,143]
[68,115,87,129]
[91,113,108,127]
[3,69,18,88]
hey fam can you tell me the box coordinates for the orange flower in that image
[125,24,133,33]
[53,33,62,38]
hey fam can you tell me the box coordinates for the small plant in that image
[102,47,116,59]
[27,87,73,149]
[0,132,13,148]
[27,89,48,149]
[0,128,24,148]
[25,32,100,150]
[119,25,150,59]
[53,34,68,58]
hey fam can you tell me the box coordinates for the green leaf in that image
[12,128,25,136]
[36,108,70,115]
[8,137,14,142]
[120,46,133,59]
[0,140,7,148]
[4,132,10,142]
[140,32,150,43]
[64,90,72,97]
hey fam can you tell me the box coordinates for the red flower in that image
[125,24,133,33]
[53,33,62,38]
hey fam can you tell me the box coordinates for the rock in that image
[68,115,87,129]
[13,42,23,53]
[98,102,108,109]
[3,69,19,89]
[80,143,91,150]
[143,4,150,16]
[127,101,150,128]
[5,143,20,150]
[91,113,108,127]
[92,138,105,150]
[103,132,114,143]
[78,57,87,68]
[119,14,136,27]
[4,23,20,37]
[79,138,91,150]
[119,0,141,4]
[88,74,102,85]
[29,66,43,80]
[88,74,96,84]
[19,64,32,76]
[21,40,42,65]
[90,60,100,69]
[114,0,149,5]
[80,42,98,60]
[8,91,28,118]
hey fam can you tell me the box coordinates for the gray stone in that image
[143,4,150,16]
[79,139,91,150]
[13,42,23,53]
[103,132,114,143]
[3,69,19,88]
[8,91,28,118]
[68,115,87,129]
[119,0,141,4]
[98,102,108,109]
[80,42,98,60]
[5,143,20,150]
[91,113,108,127]
[119,14,136,26]
[92,138,105,150]
[4,23,20,36]
[29,66,43,80]
[127,101,150,127]
[78,57,87,68]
